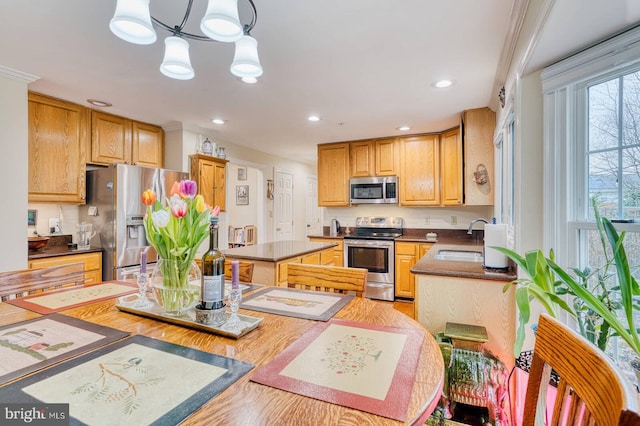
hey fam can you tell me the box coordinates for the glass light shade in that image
[230,35,263,78]
[200,0,243,42]
[109,0,156,45]
[160,36,195,80]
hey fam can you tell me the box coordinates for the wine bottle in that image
[200,216,225,310]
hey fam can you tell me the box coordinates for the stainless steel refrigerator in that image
[81,164,188,281]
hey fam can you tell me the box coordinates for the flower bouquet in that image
[142,180,219,315]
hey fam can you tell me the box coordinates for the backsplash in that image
[27,204,80,240]
[324,205,494,230]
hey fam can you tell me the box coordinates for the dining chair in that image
[224,261,255,283]
[0,262,85,301]
[286,263,367,297]
[522,314,638,426]
[618,409,640,426]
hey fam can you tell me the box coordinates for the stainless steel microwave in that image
[349,176,398,204]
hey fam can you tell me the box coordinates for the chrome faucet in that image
[467,218,489,235]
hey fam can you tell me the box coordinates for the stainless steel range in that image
[343,217,404,301]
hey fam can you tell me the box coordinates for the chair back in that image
[0,263,85,301]
[522,314,638,426]
[224,261,255,283]
[618,409,640,426]
[286,263,367,297]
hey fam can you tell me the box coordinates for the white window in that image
[542,27,640,373]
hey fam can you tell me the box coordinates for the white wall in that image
[0,68,34,272]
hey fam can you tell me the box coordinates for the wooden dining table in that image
[0,283,445,425]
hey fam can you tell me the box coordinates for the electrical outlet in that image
[450,215,457,225]
[425,217,430,225]
[48,218,61,234]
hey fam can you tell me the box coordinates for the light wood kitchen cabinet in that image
[350,138,398,178]
[132,120,164,167]
[440,127,463,205]
[395,241,433,299]
[90,111,164,168]
[28,92,88,204]
[308,237,344,266]
[189,154,228,211]
[90,111,130,165]
[318,143,350,206]
[29,252,103,285]
[398,134,440,206]
[463,107,495,205]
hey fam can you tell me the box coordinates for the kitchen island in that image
[223,240,338,286]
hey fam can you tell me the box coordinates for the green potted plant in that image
[495,200,640,382]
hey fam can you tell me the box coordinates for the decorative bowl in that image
[28,236,50,251]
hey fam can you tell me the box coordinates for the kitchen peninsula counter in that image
[410,237,516,282]
[412,236,517,371]
[223,240,338,286]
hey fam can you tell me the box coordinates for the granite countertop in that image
[28,246,103,260]
[223,240,337,262]
[27,234,103,260]
[411,237,517,282]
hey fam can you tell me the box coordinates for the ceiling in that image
[1,1,639,164]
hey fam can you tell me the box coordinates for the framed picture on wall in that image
[237,167,247,181]
[236,185,249,205]
[27,210,37,227]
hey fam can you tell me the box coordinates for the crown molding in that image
[0,65,39,83]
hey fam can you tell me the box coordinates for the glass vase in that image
[150,258,201,316]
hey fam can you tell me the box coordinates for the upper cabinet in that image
[318,143,350,206]
[28,92,88,204]
[399,134,440,206]
[132,121,164,167]
[463,107,495,206]
[398,129,463,206]
[350,138,398,178]
[189,154,228,211]
[90,111,130,165]
[317,107,496,207]
[89,111,164,168]
[440,127,463,206]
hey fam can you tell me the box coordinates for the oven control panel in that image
[354,216,403,228]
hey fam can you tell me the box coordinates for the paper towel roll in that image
[484,223,508,269]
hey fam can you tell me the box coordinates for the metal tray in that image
[116,294,263,339]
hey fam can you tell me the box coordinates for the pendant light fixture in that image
[200,0,243,42]
[109,0,156,45]
[109,0,261,81]
[231,34,263,78]
[160,36,195,80]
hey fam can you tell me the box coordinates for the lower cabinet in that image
[29,252,103,285]
[395,242,433,299]
[308,238,344,266]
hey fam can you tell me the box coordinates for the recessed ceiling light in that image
[87,99,112,107]
[212,118,225,125]
[241,76,257,84]
[308,115,321,122]
[397,125,411,131]
[433,79,453,88]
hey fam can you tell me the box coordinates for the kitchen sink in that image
[433,249,484,262]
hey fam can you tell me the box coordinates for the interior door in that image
[274,168,293,241]
[305,177,322,236]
